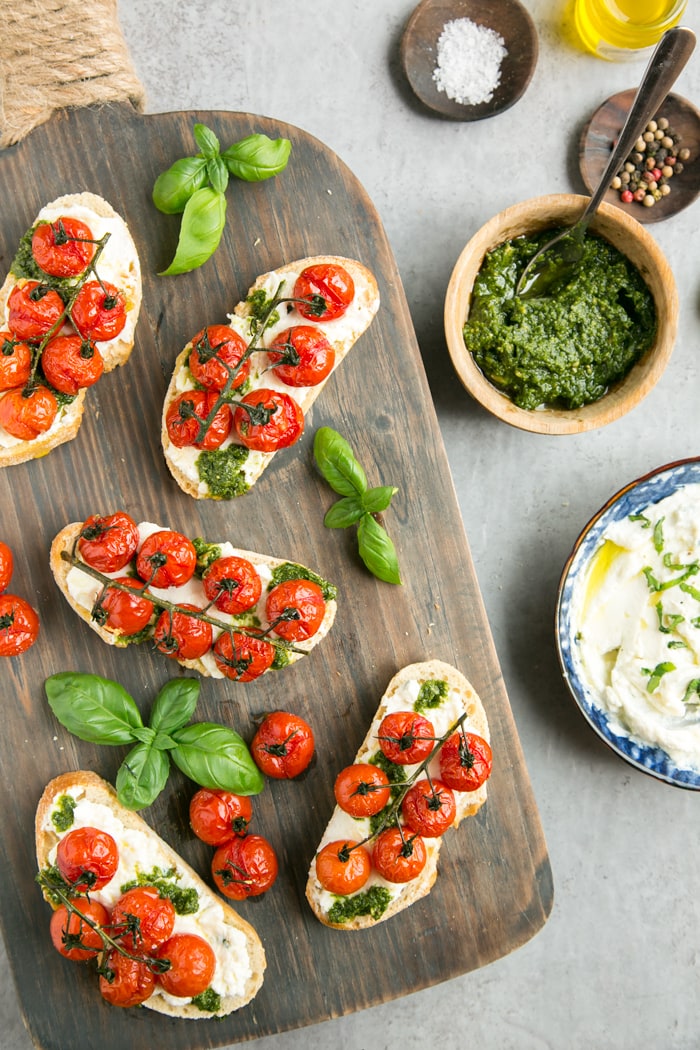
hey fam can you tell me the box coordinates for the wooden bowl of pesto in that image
[444,193,678,434]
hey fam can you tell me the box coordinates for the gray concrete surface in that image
[3,1,699,1047]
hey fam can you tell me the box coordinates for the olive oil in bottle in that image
[574,0,688,60]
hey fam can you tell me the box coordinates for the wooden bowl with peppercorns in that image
[444,193,678,435]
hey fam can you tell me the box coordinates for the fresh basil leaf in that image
[171,723,264,795]
[132,726,156,745]
[149,678,200,734]
[193,122,220,160]
[361,485,398,514]
[313,426,367,497]
[159,187,227,276]
[152,732,178,751]
[324,495,365,529]
[116,743,171,811]
[357,514,402,585]
[45,673,143,745]
[152,156,208,214]
[206,154,229,195]
[222,133,291,181]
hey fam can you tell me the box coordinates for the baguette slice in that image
[306,660,490,930]
[161,255,379,499]
[0,192,142,467]
[50,517,337,680]
[36,770,265,1018]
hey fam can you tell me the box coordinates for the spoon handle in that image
[581,26,696,227]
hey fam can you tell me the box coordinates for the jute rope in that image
[0,0,145,148]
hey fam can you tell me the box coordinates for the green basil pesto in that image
[327,884,393,925]
[191,987,222,1013]
[192,537,223,576]
[268,562,337,603]
[197,445,250,500]
[11,224,75,295]
[50,795,76,833]
[120,865,199,915]
[463,230,657,410]
[414,678,448,712]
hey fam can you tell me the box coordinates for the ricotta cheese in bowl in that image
[557,458,700,788]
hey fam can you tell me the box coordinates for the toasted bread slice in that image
[36,770,265,1018]
[161,255,379,499]
[0,192,141,467]
[305,660,490,929]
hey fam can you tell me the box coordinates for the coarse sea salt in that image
[432,17,508,106]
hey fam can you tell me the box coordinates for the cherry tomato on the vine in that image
[268,325,335,387]
[77,512,139,573]
[315,840,371,895]
[293,263,355,322]
[136,530,197,589]
[212,630,275,682]
[99,949,156,1008]
[31,217,96,277]
[265,578,326,642]
[401,778,456,837]
[156,933,216,998]
[49,899,110,961]
[165,389,231,450]
[95,577,154,635]
[111,886,175,952]
[439,731,493,792]
[154,604,213,661]
[372,826,427,884]
[0,385,58,440]
[0,332,32,392]
[188,324,250,391]
[0,593,39,655]
[189,787,253,846]
[41,334,104,395]
[202,555,262,615]
[251,711,315,779]
[232,388,304,452]
[56,826,119,892]
[7,281,64,340]
[211,834,279,900]
[0,542,14,593]
[333,763,391,817]
[377,711,436,766]
[71,280,126,342]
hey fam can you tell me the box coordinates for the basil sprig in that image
[153,123,291,275]
[313,427,401,585]
[45,673,264,810]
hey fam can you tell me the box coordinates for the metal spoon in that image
[515,25,696,299]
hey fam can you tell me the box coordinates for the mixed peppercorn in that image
[610,116,691,208]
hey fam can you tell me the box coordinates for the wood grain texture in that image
[0,102,551,1050]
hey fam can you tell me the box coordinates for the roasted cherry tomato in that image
[99,949,156,1008]
[96,577,154,635]
[0,542,13,593]
[41,334,104,395]
[136,530,197,589]
[77,512,139,573]
[56,826,119,892]
[7,281,64,340]
[377,711,435,766]
[71,280,126,342]
[0,384,58,440]
[267,325,335,387]
[0,593,39,655]
[49,899,110,961]
[333,763,391,817]
[202,555,262,615]
[251,711,315,779]
[439,731,493,792]
[31,217,95,277]
[372,826,427,884]
[189,787,253,846]
[211,834,279,900]
[212,629,275,682]
[401,778,456,837]
[265,578,326,642]
[0,332,32,391]
[315,840,371,895]
[156,933,216,998]
[165,389,231,450]
[188,324,250,391]
[232,388,304,452]
[154,604,213,661]
[111,886,175,952]
[294,263,354,322]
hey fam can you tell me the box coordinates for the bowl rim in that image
[444,193,679,435]
[556,455,700,790]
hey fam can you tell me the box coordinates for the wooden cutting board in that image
[0,102,552,1050]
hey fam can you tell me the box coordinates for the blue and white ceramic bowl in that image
[556,457,700,790]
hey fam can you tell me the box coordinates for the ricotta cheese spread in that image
[571,483,700,770]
